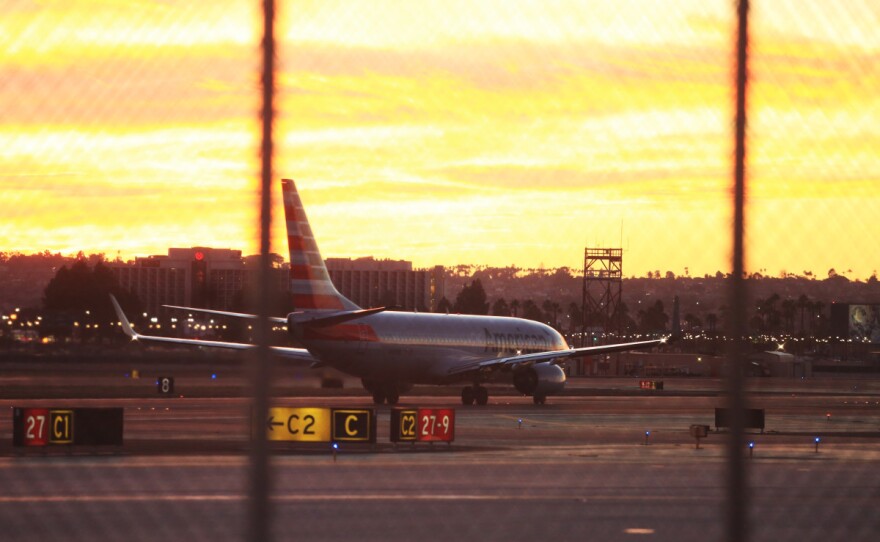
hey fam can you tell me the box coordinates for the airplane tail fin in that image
[282,178,360,312]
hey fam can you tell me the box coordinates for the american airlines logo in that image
[484,328,549,354]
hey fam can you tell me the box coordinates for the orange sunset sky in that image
[2,0,878,278]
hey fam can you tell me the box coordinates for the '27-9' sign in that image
[391,408,455,443]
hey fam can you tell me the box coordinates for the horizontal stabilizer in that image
[162,305,287,324]
[289,307,386,328]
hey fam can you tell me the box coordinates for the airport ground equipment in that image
[690,424,710,449]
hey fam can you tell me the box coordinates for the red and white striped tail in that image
[281,179,359,312]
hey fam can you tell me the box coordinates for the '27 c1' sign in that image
[13,408,124,447]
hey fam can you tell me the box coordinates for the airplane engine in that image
[512,363,566,397]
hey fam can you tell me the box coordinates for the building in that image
[325,257,445,311]
[111,249,445,315]
[111,247,287,315]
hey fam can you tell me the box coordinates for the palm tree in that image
[812,301,825,336]
[706,313,718,334]
[567,302,583,334]
[542,299,561,329]
[797,294,810,335]
[781,298,796,334]
[756,293,781,332]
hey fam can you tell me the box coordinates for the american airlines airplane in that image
[111,178,667,405]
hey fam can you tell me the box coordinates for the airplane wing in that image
[110,295,319,364]
[162,304,287,324]
[445,337,667,377]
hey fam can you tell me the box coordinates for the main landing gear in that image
[371,387,400,405]
[461,385,489,406]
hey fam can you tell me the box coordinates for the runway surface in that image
[1,358,879,541]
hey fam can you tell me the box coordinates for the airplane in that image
[111,178,669,406]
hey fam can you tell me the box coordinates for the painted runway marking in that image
[624,528,656,535]
[0,493,713,504]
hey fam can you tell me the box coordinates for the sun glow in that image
[2,0,878,278]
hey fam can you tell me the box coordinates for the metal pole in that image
[248,0,276,541]
[726,1,750,542]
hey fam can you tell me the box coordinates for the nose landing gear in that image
[369,384,401,405]
[461,385,489,406]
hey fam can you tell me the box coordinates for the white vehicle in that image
[111,179,667,405]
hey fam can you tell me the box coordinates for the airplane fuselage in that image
[294,312,569,385]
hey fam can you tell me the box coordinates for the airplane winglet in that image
[109,294,138,340]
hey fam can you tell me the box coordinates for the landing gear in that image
[461,385,489,406]
[533,394,547,405]
[461,387,474,405]
[371,385,401,405]
[476,386,489,405]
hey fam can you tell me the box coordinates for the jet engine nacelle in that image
[512,363,567,396]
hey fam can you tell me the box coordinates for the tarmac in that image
[1,356,879,541]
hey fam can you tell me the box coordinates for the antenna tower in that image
[580,247,623,348]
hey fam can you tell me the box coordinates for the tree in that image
[781,298,797,333]
[797,294,810,335]
[755,293,782,333]
[567,302,583,333]
[706,313,718,334]
[684,313,702,331]
[541,299,560,328]
[453,279,489,315]
[637,300,668,334]
[43,259,141,341]
[609,301,636,335]
[436,296,452,314]
[521,299,544,322]
[491,298,510,317]
[509,299,520,317]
